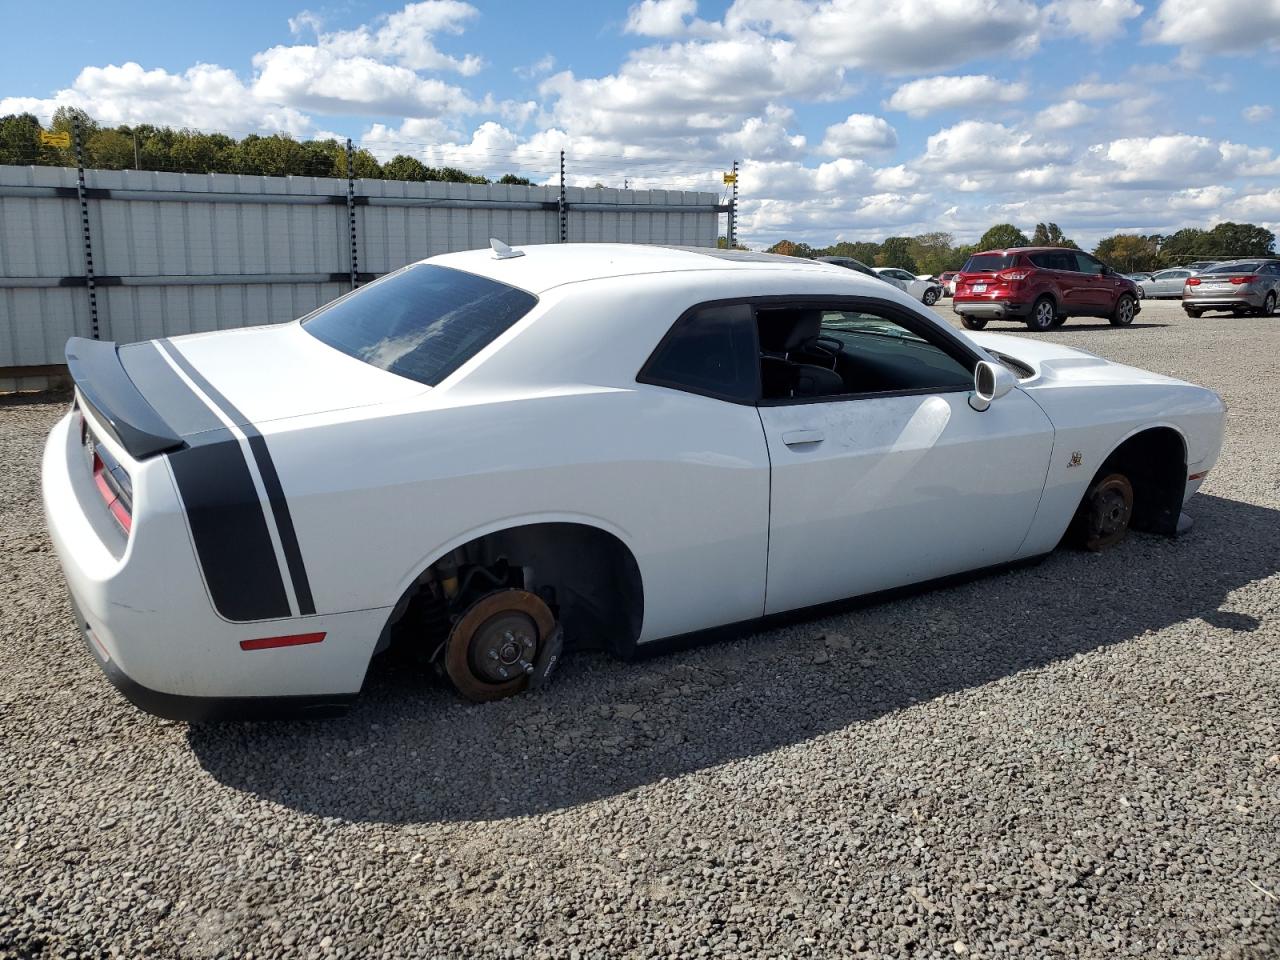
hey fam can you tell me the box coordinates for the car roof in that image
[969,246,1080,257]
[427,242,842,294]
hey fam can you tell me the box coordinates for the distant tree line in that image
[0,107,532,186]
[766,220,1275,274]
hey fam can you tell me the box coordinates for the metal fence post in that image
[72,117,100,339]
[727,159,739,249]
[559,150,568,243]
[345,138,359,290]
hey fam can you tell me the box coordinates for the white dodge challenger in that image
[43,243,1226,721]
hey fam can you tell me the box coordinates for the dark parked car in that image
[953,247,1141,331]
[816,255,882,279]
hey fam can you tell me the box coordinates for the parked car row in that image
[815,257,944,306]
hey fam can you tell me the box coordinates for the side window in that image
[757,305,973,402]
[639,303,759,403]
[1029,252,1055,269]
[1074,253,1105,275]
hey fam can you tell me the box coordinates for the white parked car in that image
[44,243,1225,721]
[874,267,942,306]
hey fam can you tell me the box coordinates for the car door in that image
[756,300,1056,615]
[1071,252,1114,311]
[1152,270,1188,298]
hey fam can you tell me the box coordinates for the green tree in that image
[944,244,977,271]
[433,165,488,184]
[907,231,954,275]
[1030,222,1078,248]
[977,223,1030,250]
[0,112,47,165]
[1205,221,1275,259]
[875,236,918,272]
[716,236,748,250]
[766,239,814,258]
[1158,228,1211,266]
[232,134,308,177]
[497,173,533,185]
[87,129,136,169]
[1093,234,1160,272]
[169,130,237,174]
[383,154,430,181]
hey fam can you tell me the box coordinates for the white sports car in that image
[43,243,1225,721]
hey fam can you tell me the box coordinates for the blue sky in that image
[2,0,1278,249]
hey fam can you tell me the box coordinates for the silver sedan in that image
[1143,268,1197,298]
[1183,260,1280,317]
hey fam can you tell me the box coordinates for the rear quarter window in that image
[302,264,538,386]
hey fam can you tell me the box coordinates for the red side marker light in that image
[239,632,326,651]
[1188,470,1209,482]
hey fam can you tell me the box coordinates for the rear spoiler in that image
[65,338,184,459]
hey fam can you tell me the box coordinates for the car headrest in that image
[757,309,823,353]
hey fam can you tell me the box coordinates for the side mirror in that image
[969,360,1016,412]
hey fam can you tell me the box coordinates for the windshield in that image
[302,264,538,386]
[1202,262,1262,274]
[962,254,1016,272]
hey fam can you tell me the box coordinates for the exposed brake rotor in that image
[445,589,556,702]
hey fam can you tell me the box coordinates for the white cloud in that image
[917,120,1058,173]
[625,0,721,36]
[1036,99,1096,130]
[0,62,313,135]
[1243,104,1275,123]
[252,45,474,117]
[885,75,1027,118]
[1064,78,1138,99]
[292,0,483,74]
[818,113,898,155]
[515,55,556,79]
[1045,0,1142,43]
[1083,134,1280,187]
[1225,187,1280,219]
[1146,0,1280,53]
[723,0,1043,73]
[536,35,837,150]
[719,106,808,160]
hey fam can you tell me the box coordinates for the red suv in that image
[953,247,1141,331]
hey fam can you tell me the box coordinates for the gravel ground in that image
[1,298,1277,959]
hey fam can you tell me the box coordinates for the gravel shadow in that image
[187,492,1280,824]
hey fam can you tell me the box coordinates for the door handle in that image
[782,429,825,447]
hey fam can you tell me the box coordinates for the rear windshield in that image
[302,264,538,386]
[1201,261,1261,274]
[962,254,1016,272]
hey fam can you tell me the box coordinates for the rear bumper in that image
[1184,294,1262,310]
[953,300,1031,320]
[43,410,386,718]
[68,590,355,721]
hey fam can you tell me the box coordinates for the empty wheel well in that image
[379,523,644,663]
[1097,427,1187,536]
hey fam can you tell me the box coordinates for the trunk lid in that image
[119,323,427,436]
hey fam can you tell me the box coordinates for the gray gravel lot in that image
[1,298,1277,958]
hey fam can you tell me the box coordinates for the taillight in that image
[1230,276,1256,284]
[998,269,1029,281]
[89,445,132,534]
[1186,278,1201,286]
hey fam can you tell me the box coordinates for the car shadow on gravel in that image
[187,492,1280,824]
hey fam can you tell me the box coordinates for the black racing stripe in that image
[246,434,315,615]
[160,340,317,616]
[168,433,292,622]
[118,342,224,438]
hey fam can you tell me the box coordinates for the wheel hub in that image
[471,612,537,683]
[1083,473,1135,551]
